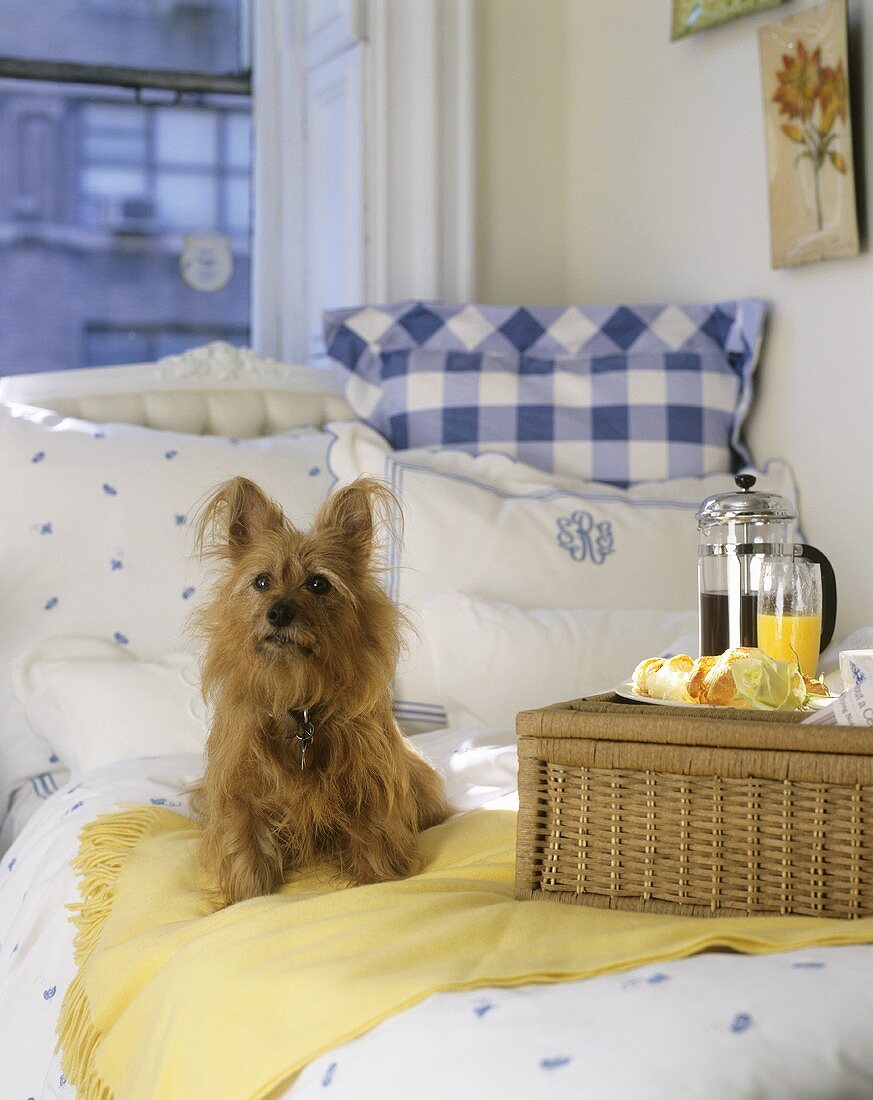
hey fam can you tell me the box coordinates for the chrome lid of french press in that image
[697,474,796,528]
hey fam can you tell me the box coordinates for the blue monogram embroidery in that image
[556,511,615,564]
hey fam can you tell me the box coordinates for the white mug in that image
[839,651,873,693]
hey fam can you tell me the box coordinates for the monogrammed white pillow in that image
[422,593,698,728]
[326,420,800,730]
[0,404,334,808]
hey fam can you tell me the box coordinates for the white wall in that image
[477,0,872,637]
[475,0,567,305]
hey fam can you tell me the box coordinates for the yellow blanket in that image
[59,806,873,1100]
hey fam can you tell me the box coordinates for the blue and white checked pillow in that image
[323,300,766,486]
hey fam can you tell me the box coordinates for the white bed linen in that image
[0,729,517,1099]
[3,731,873,1099]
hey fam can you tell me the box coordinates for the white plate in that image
[614,682,836,711]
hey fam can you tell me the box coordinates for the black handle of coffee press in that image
[798,544,837,653]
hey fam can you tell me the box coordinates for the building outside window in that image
[0,0,252,375]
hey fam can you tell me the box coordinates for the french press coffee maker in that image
[697,474,837,657]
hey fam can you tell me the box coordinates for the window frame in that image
[0,57,251,98]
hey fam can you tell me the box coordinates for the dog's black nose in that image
[266,601,296,629]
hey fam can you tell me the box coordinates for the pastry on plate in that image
[631,654,694,702]
[632,647,821,711]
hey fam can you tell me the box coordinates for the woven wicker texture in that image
[516,694,873,919]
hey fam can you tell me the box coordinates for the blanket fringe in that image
[56,807,165,1100]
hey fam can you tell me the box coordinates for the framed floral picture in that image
[758,0,859,268]
[671,0,781,41]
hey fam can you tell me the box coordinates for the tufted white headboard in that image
[0,343,352,438]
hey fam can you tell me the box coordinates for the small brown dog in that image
[189,475,452,906]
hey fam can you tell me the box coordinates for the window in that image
[79,101,251,235]
[0,0,252,375]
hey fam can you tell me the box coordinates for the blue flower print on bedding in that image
[182,587,196,600]
[321,1062,338,1087]
[730,1013,753,1034]
[31,451,45,463]
[114,632,129,645]
[43,985,56,1001]
[556,511,615,564]
[164,449,178,460]
[102,483,118,496]
[175,514,187,526]
[44,597,58,610]
[37,521,53,535]
[540,1056,572,1071]
[110,557,124,571]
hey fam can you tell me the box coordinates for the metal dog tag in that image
[295,710,315,771]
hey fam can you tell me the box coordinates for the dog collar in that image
[288,709,315,771]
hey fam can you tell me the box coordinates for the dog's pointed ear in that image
[314,477,399,559]
[195,477,285,560]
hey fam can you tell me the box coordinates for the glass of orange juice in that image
[756,559,822,677]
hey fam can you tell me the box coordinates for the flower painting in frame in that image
[759,0,859,268]
[671,0,781,41]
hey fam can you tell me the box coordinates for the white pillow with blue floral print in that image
[326,419,801,731]
[0,403,334,831]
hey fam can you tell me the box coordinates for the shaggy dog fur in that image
[189,476,452,907]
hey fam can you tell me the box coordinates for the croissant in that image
[631,654,694,702]
[687,648,757,706]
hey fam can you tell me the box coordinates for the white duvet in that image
[3,729,873,1099]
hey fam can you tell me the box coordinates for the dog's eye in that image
[305,574,331,595]
[252,573,271,591]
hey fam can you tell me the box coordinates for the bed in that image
[1,337,872,1099]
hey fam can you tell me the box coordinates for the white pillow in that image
[326,420,800,729]
[422,593,698,728]
[0,404,334,802]
[12,639,206,774]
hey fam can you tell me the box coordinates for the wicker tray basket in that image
[515,693,873,919]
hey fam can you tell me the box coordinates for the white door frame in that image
[252,0,476,363]
[363,0,476,304]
